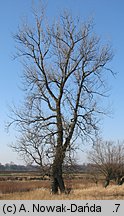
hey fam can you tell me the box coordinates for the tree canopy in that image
[8,6,114,193]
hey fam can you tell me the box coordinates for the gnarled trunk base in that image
[51,175,65,194]
[51,162,65,194]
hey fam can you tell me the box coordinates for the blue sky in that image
[0,0,124,164]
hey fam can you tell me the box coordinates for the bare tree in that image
[8,5,114,194]
[88,139,124,187]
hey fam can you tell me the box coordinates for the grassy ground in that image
[1,184,124,200]
[0,172,124,200]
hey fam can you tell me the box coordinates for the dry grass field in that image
[1,184,124,200]
[0,172,124,200]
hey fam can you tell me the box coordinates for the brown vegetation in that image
[0,172,124,200]
[1,182,124,200]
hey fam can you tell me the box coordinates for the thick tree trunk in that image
[51,160,65,194]
[104,178,110,188]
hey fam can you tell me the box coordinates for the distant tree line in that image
[0,162,93,173]
[0,163,38,171]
